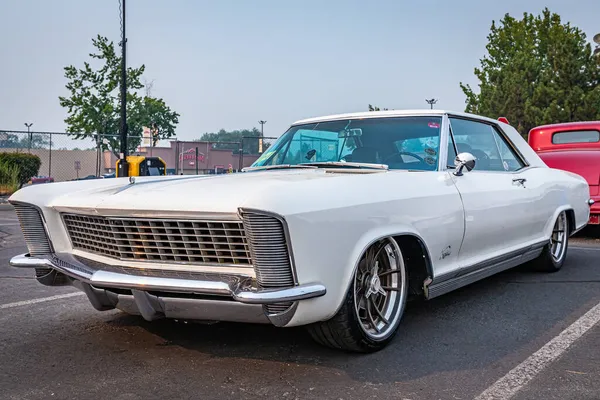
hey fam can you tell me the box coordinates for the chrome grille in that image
[242,211,295,314]
[13,203,52,256]
[62,214,251,266]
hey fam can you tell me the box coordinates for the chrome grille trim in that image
[12,202,53,256]
[241,210,296,314]
[62,214,252,266]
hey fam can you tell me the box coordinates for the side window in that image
[490,126,525,171]
[448,118,524,172]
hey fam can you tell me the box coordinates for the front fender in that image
[280,200,463,326]
[285,217,425,327]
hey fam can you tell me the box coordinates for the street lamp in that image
[24,122,33,152]
[258,120,266,153]
[425,99,438,109]
[117,0,129,177]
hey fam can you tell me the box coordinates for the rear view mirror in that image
[338,128,363,138]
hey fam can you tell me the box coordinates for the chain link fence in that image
[0,130,280,182]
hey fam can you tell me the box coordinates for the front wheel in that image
[531,211,569,272]
[306,238,408,352]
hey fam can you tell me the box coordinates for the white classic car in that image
[10,110,593,352]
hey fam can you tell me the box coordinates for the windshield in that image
[251,116,443,171]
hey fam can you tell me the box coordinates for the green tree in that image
[368,104,388,111]
[196,128,270,154]
[461,8,600,136]
[0,132,50,149]
[59,35,180,156]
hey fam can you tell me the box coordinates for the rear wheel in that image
[531,211,569,272]
[307,238,408,352]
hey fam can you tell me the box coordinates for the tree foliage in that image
[59,35,180,156]
[368,104,388,111]
[0,133,50,149]
[461,8,600,136]
[196,128,270,154]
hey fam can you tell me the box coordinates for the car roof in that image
[291,109,501,126]
[530,121,600,132]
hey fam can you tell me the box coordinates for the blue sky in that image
[0,0,598,141]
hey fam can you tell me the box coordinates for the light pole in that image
[151,122,158,157]
[117,0,129,177]
[258,120,266,153]
[24,122,33,152]
[425,99,438,109]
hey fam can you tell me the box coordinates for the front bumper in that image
[11,253,326,326]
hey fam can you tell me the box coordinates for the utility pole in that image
[425,99,438,109]
[24,123,33,152]
[258,120,266,154]
[117,0,129,177]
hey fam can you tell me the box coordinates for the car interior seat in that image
[350,147,380,164]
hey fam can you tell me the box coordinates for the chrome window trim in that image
[436,113,451,172]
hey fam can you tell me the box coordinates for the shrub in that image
[0,162,20,195]
[0,152,41,188]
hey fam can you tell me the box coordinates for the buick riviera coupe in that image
[528,121,600,226]
[10,110,593,352]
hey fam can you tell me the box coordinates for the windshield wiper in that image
[242,164,318,172]
[301,161,389,170]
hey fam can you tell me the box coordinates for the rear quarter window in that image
[552,130,600,144]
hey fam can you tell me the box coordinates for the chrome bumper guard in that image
[10,253,326,306]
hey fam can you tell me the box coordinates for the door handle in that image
[512,178,526,186]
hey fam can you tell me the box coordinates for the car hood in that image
[538,150,600,187]
[10,168,388,216]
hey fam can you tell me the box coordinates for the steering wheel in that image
[382,151,426,164]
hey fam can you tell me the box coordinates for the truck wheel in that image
[307,238,408,352]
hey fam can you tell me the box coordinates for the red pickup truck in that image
[528,121,600,225]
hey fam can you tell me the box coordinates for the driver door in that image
[447,117,535,270]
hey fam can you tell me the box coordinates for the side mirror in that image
[453,152,476,176]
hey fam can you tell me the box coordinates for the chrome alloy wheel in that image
[353,238,407,340]
[550,211,568,262]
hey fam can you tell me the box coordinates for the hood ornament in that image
[129,176,136,184]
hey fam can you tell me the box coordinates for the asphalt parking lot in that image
[1,205,599,400]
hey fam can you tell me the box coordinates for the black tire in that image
[531,211,569,273]
[306,238,408,353]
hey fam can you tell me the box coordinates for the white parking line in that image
[569,246,600,251]
[0,292,85,310]
[475,300,600,400]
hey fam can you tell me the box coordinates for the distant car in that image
[102,173,116,179]
[70,175,98,181]
[30,176,54,184]
[529,121,600,225]
[9,110,594,352]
